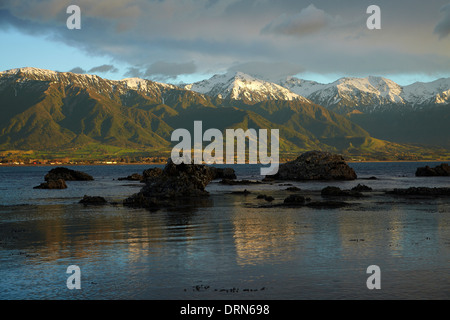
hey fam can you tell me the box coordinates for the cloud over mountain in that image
[0,0,449,81]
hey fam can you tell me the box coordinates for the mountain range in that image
[0,67,448,161]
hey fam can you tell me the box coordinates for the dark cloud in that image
[0,0,449,79]
[124,67,144,78]
[88,64,119,73]
[69,67,86,74]
[144,61,197,81]
[262,4,332,37]
[434,3,450,39]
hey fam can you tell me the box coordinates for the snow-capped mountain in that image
[276,75,449,114]
[184,72,449,113]
[0,67,177,99]
[183,72,310,103]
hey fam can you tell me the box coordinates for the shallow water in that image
[0,162,449,300]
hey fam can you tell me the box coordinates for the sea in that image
[0,162,449,300]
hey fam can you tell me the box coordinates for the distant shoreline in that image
[0,160,448,168]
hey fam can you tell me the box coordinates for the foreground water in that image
[0,162,449,299]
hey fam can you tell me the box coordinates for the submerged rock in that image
[118,173,143,181]
[321,186,363,197]
[33,179,67,189]
[283,195,306,205]
[387,187,450,196]
[351,184,373,192]
[416,164,450,177]
[273,151,357,181]
[45,167,94,181]
[220,179,262,185]
[79,195,108,205]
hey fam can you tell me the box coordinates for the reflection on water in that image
[0,191,449,300]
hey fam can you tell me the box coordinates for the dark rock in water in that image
[220,179,262,185]
[257,194,266,199]
[231,189,251,195]
[124,159,216,209]
[142,168,164,182]
[306,201,351,209]
[321,186,363,197]
[387,187,450,196]
[264,196,275,202]
[34,179,67,189]
[273,151,357,181]
[79,195,108,205]
[210,167,237,180]
[286,187,301,192]
[284,195,306,205]
[416,164,450,177]
[45,167,94,181]
[351,184,373,192]
[118,173,143,181]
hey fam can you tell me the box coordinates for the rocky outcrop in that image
[351,184,373,192]
[416,164,450,177]
[142,168,163,182]
[118,173,144,181]
[209,167,237,180]
[45,167,94,181]
[124,159,217,209]
[33,179,67,189]
[79,195,108,205]
[321,186,363,197]
[284,195,306,205]
[387,187,450,196]
[273,151,357,181]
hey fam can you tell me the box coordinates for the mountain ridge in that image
[0,67,447,161]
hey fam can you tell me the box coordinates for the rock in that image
[387,187,450,196]
[79,195,108,205]
[416,164,450,177]
[321,186,363,197]
[33,179,67,189]
[286,187,301,192]
[210,167,237,180]
[284,195,306,205]
[142,168,164,182]
[45,167,94,181]
[124,159,216,209]
[273,151,357,181]
[231,189,251,195]
[351,184,373,192]
[220,179,262,185]
[118,173,144,181]
[257,194,275,202]
[306,201,351,209]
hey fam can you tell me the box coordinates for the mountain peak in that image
[184,72,310,103]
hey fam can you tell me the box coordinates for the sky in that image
[0,0,450,85]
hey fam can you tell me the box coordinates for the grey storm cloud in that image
[88,64,119,73]
[144,61,197,81]
[69,67,86,74]
[434,3,450,38]
[262,4,334,37]
[1,0,450,78]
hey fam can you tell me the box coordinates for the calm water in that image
[0,162,449,300]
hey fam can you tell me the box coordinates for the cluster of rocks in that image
[272,151,357,181]
[124,160,237,209]
[34,167,94,189]
[416,164,450,177]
